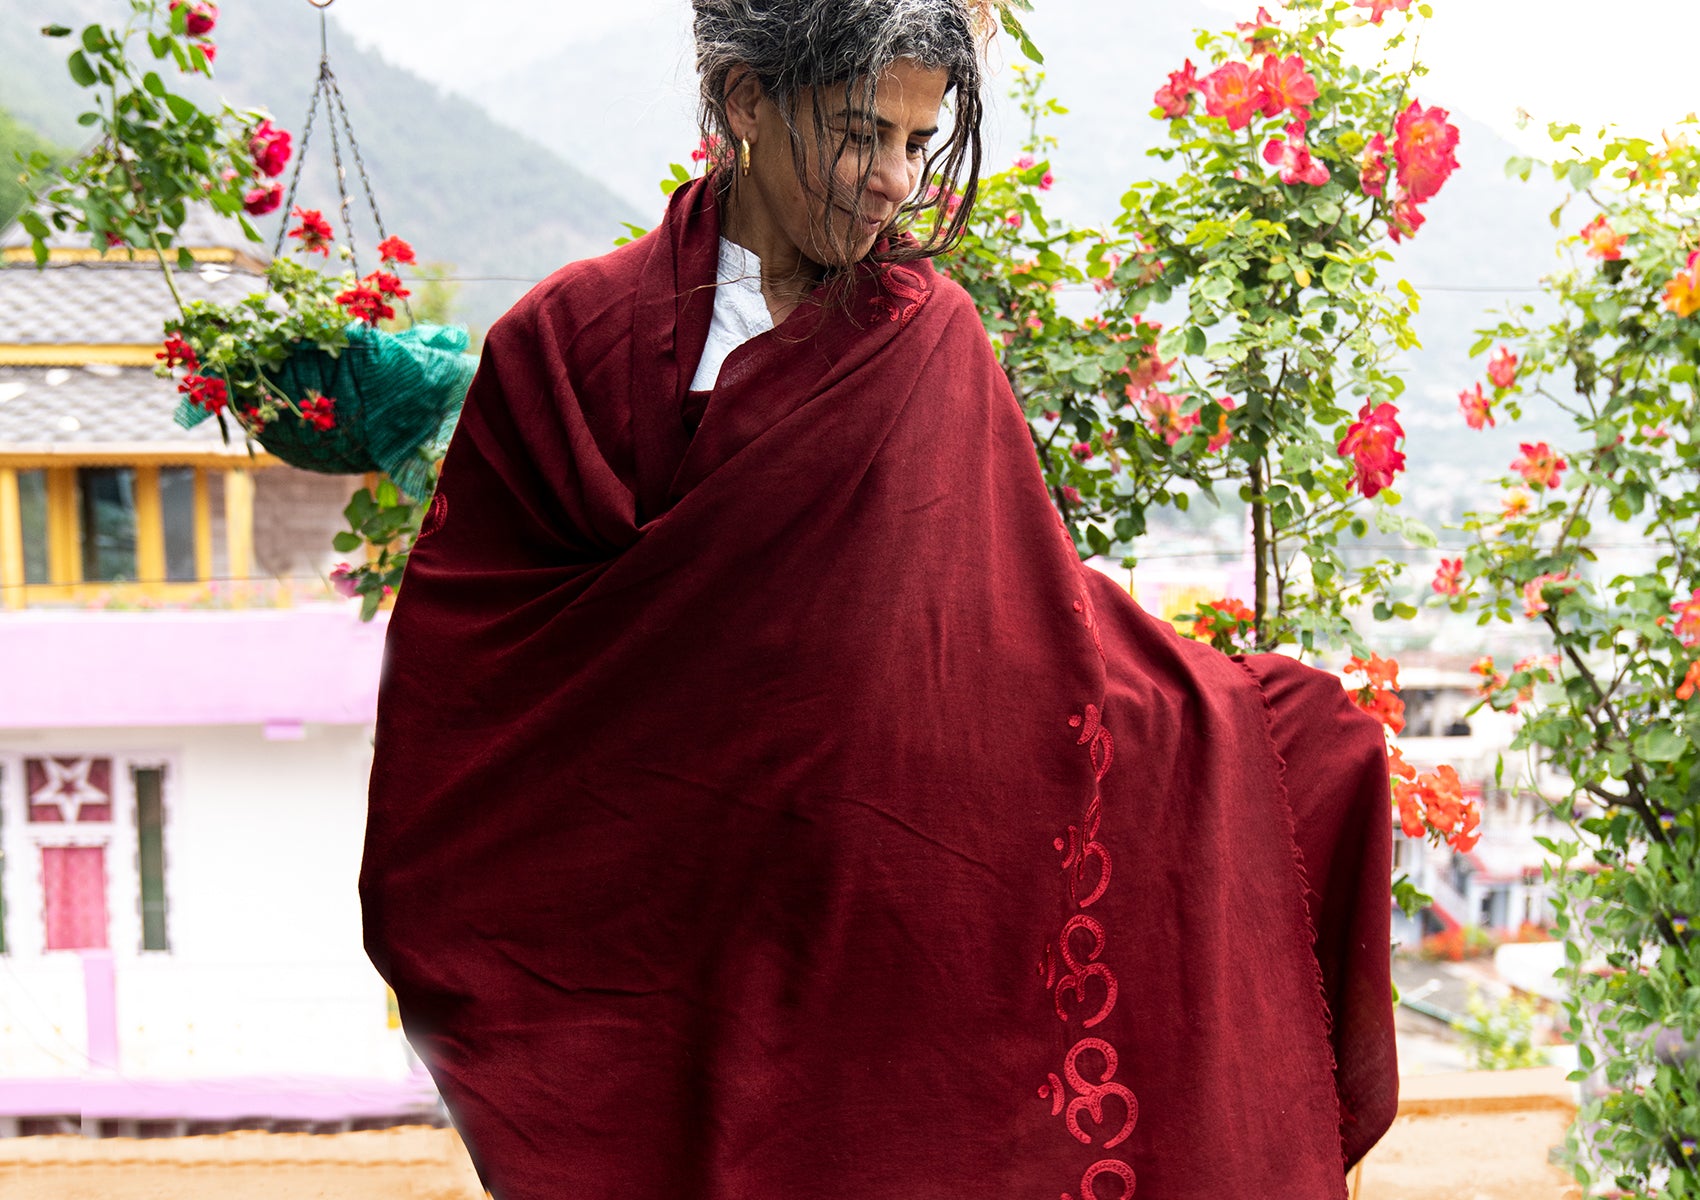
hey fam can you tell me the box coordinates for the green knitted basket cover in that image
[173,322,476,498]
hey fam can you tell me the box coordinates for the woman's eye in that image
[906,143,928,160]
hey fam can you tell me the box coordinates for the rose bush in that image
[1447,116,1700,1197]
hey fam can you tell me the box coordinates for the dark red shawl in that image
[361,177,1397,1200]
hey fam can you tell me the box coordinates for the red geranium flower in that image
[376,236,416,265]
[248,119,292,178]
[300,392,337,432]
[243,182,283,216]
[1458,382,1494,430]
[1392,100,1460,205]
[287,207,333,256]
[1487,345,1519,390]
[336,283,395,324]
[1337,401,1406,498]
[1511,441,1566,489]
[157,334,199,372]
[1257,54,1319,122]
[1200,62,1267,131]
[178,373,228,415]
[1154,60,1199,119]
[368,270,411,299]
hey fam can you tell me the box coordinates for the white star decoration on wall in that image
[29,758,110,823]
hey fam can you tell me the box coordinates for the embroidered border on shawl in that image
[1035,556,1139,1200]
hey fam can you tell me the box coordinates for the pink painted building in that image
[0,213,436,1135]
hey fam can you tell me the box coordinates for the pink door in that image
[42,846,109,951]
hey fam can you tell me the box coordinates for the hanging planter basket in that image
[163,0,476,500]
[172,321,475,497]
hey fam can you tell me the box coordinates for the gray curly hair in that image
[692,0,985,267]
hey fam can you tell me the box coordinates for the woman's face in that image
[735,58,951,272]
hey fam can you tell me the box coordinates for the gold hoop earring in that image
[739,137,752,177]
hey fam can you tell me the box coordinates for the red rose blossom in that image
[1358,132,1390,199]
[248,119,292,178]
[1257,54,1319,122]
[1392,100,1460,205]
[1155,60,1199,119]
[170,0,218,37]
[1459,382,1494,430]
[1511,441,1567,489]
[1337,401,1406,497]
[243,182,283,216]
[1200,62,1267,131]
[1487,345,1519,390]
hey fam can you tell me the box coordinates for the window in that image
[18,469,48,585]
[159,467,197,583]
[78,467,138,583]
[4,754,173,957]
[134,766,169,951]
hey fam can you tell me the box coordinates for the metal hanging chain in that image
[270,1,414,322]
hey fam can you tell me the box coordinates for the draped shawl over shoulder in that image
[361,178,1398,1200]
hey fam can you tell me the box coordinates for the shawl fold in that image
[362,177,1397,1200]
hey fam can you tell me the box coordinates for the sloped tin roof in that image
[0,365,233,449]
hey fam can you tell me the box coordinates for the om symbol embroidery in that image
[1033,581,1137,1194]
[1063,1159,1138,1200]
[1053,915,1118,1028]
[1060,1037,1138,1149]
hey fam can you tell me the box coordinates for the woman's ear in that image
[724,64,764,146]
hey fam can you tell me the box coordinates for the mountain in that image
[0,0,641,332]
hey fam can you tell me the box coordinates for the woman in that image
[361,2,1398,1197]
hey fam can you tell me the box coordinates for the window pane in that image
[160,468,197,582]
[18,469,48,585]
[77,468,137,583]
[42,846,109,951]
[135,767,170,952]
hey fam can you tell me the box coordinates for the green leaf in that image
[143,71,166,97]
[80,25,106,54]
[1633,726,1687,763]
[1000,9,1045,64]
[67,49,97,87]
[1321,261,1352,293]
[332,532,362,553]
[1185,326,1207,356]
[41,23,73,37]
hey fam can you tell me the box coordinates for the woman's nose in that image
[866,142,914,205]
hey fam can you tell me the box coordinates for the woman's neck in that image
[719,189,823,326]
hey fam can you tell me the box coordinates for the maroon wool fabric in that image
[361,177,1398,1200]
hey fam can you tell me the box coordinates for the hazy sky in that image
[328,0,1700,159]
